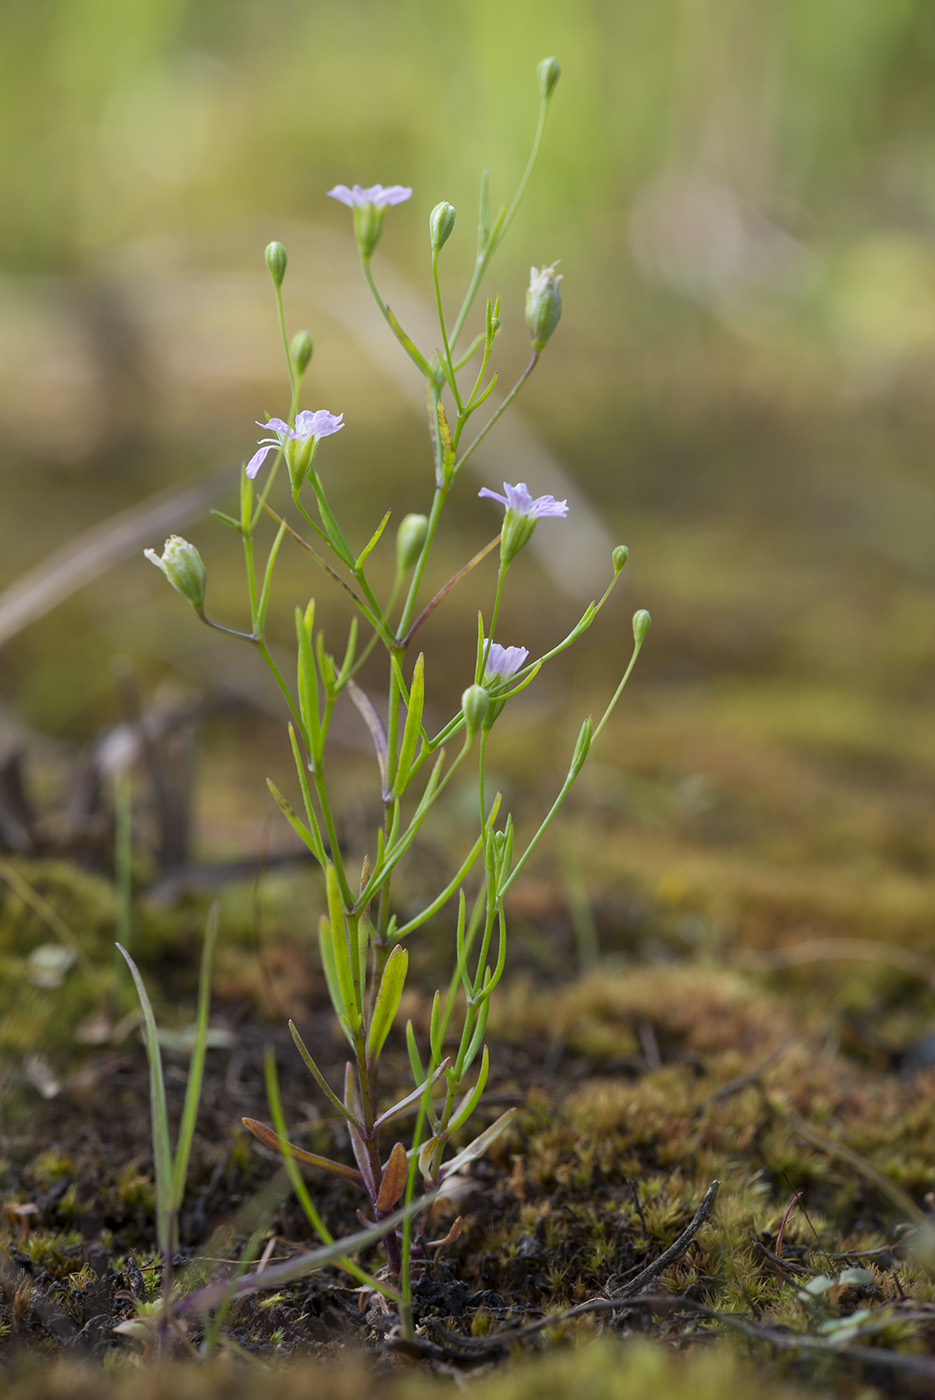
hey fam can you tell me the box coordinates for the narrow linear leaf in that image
[367,943,409,1062]
[373,1056,451,1131]
[446,1045,490,1136]
[318,915,354,1045]
[289,1020,359,1126]
[393,652,424,795]
[267,779,325,865]
[295,603,320,756]
[116,944,173,1253]
[356,509,392,571]
[326,863,359,1026]
[242,1118,363,1184]
[347,678,389,799]
[440,1108,518,1181]
[170,904,218,1209]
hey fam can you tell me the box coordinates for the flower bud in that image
[461,684,490,740]
[525,263,563,353]
[144,536,206,613]
[354,204,385,259]
[537,57,561,101]
[265,241,287,288]
[429,201,456,254]
[613,545,629,575]
[290,330,314,375]
[633,609,652,645]
[396,514,429,572]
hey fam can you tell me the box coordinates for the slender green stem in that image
[454,353,538,478]
[477,564,508,682]
[393,832,486,939]
[448,95,551,352]
[396,484,448,640]
[431,253,463,413]
[360,255,433,377]
[273,284,296,402]
[499,635,646,900]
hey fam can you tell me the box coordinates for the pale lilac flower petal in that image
[245,444,274,479]
[484,643,529,682]
[327,183,412,209]
[294,409,344,438]
[478,481,569,519]
[258,417,291,436]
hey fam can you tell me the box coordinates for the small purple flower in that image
[327,184,413,258]
[478,481,568,519]
[246,409,344,480]
[326,184,413,208]
[479,481,569,565]
[484,643,529,683]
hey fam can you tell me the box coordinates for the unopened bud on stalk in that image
[290,330,313,375]
[396,513,429,572]
[633,609,652,645]
[144,536,206,613]
[526,263,563,353]
[538,57,561,101]
[429,201,456,255]
[265,241,287,288]
[461,684,490,739]
[613,545,629,575]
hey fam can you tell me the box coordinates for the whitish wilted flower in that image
[144,535,206,612]
[478,480,568,565]
[525,263,563,352]
[327,184,413,258]
[246,409,344,481]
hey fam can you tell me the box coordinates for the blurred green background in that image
[1,0,934,951]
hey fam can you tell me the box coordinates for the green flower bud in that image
[461,684,490,740]
[613,545,629,575]
[633,609,652,645]
[290,330,314,375]
[537,57,561,101]
[526,262,563,353]
[144,536,206,613]
[429,201,456,254]
[265,241,287,288]
[396,513,429,572]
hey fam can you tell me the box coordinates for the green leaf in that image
[393,653,424,796]
[266,779,325,865]
[295,603,320,757]
[446,1045,490,1136]
[318,914,354,1045]
[356,509,392,572]
[385,304,433,376]
[209,509,243,534]
[325,863,360,1029]
[169,904,218,1210]
[367,943,409,1062]
[116,944,173,1255]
